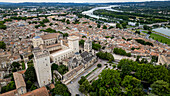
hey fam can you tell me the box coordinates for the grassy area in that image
[140,30,170,45]
[126,25,136,28]
[150,33,170,45]
[142,31,148,33]
[85,67,98,78]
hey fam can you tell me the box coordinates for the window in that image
[21,88,23,94]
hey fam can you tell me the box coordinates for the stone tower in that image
[84,32,92,52]
[68,36,79,53]
[33,50,52,87]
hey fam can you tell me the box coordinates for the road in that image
[67,59,100,96]
[67,54,135,96]
[112,53,136,61]
[66,59,108,96]
[87,60,108,82]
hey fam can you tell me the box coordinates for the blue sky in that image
[0,0,169,3]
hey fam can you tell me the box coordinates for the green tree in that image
[143,25,151,30]
[97,64,102,67]
[42,19,49,23]
[89,92,97,96]
[135,64,169,84]
[51,63,58,70]
[30,84,37,91]
[113,48,131,57]
[136,56,140,63]
[79,39,85,46]
[109,26,114,29]
[82,35,86,38]
[121,75,141,92]
[135,23,139,26]
[63,33,69,37]
[96,51,114,61]
[103,25,107,29]
[25,66,37,82]
[78,76,86,85]
[92,42,101,50]
[97,24,101,28]
[135,30,140,34]
[148,30,152,34]
[66,19,70,24]
[57,65,68,75]
[0,41,6,49]
[79,80,91,95]
[131,88,145,96]
[22,62,25,70]
[1,81,16,93]
[116,23,121,29]
[53,81,71,96]
[11,62,20,68]
[150,80,170,96]
[122,22,127,29]
[99,69,121,95]
[118,59,139,72]
[49,23,53,26]
[26,80,33,89]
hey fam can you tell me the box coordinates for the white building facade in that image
[33,50,52,87]
[32,35,80,87]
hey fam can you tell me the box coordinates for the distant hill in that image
[0,2,12,4]
[0,1,169,7]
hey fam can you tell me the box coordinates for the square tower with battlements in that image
[68,36,79,53]
[33,50,52,87]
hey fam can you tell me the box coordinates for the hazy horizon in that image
[0,0,169,3]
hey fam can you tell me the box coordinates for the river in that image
[82,5,123,26]
[82,5,122,20]
[82,5,170,37]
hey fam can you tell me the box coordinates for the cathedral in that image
[32,32,97,86]
[63,35,97,84]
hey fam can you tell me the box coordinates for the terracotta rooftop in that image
[21,86,49,96]
[40,33,60,40]
[49,84,55,90]
[1,89,17,96]
[151,52,159,56]
[13,72,26,89]
[46,43,61,49]
[17,70,26,74]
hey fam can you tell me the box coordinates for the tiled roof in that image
[21,86,49,96]
[80,51,89,58]
[1,89,17,96]
[40,33,60,40]
[17,70,26,74]
[13,72,26,89]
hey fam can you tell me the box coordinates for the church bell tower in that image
[84,32,92,52]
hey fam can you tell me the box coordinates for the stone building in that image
[21,86,49,96]
[62,37,97,84]
[158,54,170,65]
[13,72,27,95]
[33,50,52,87]
[84,35,92,52]
[68,36,79,53]
[32,33,62,48]
[32,34,80,87]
